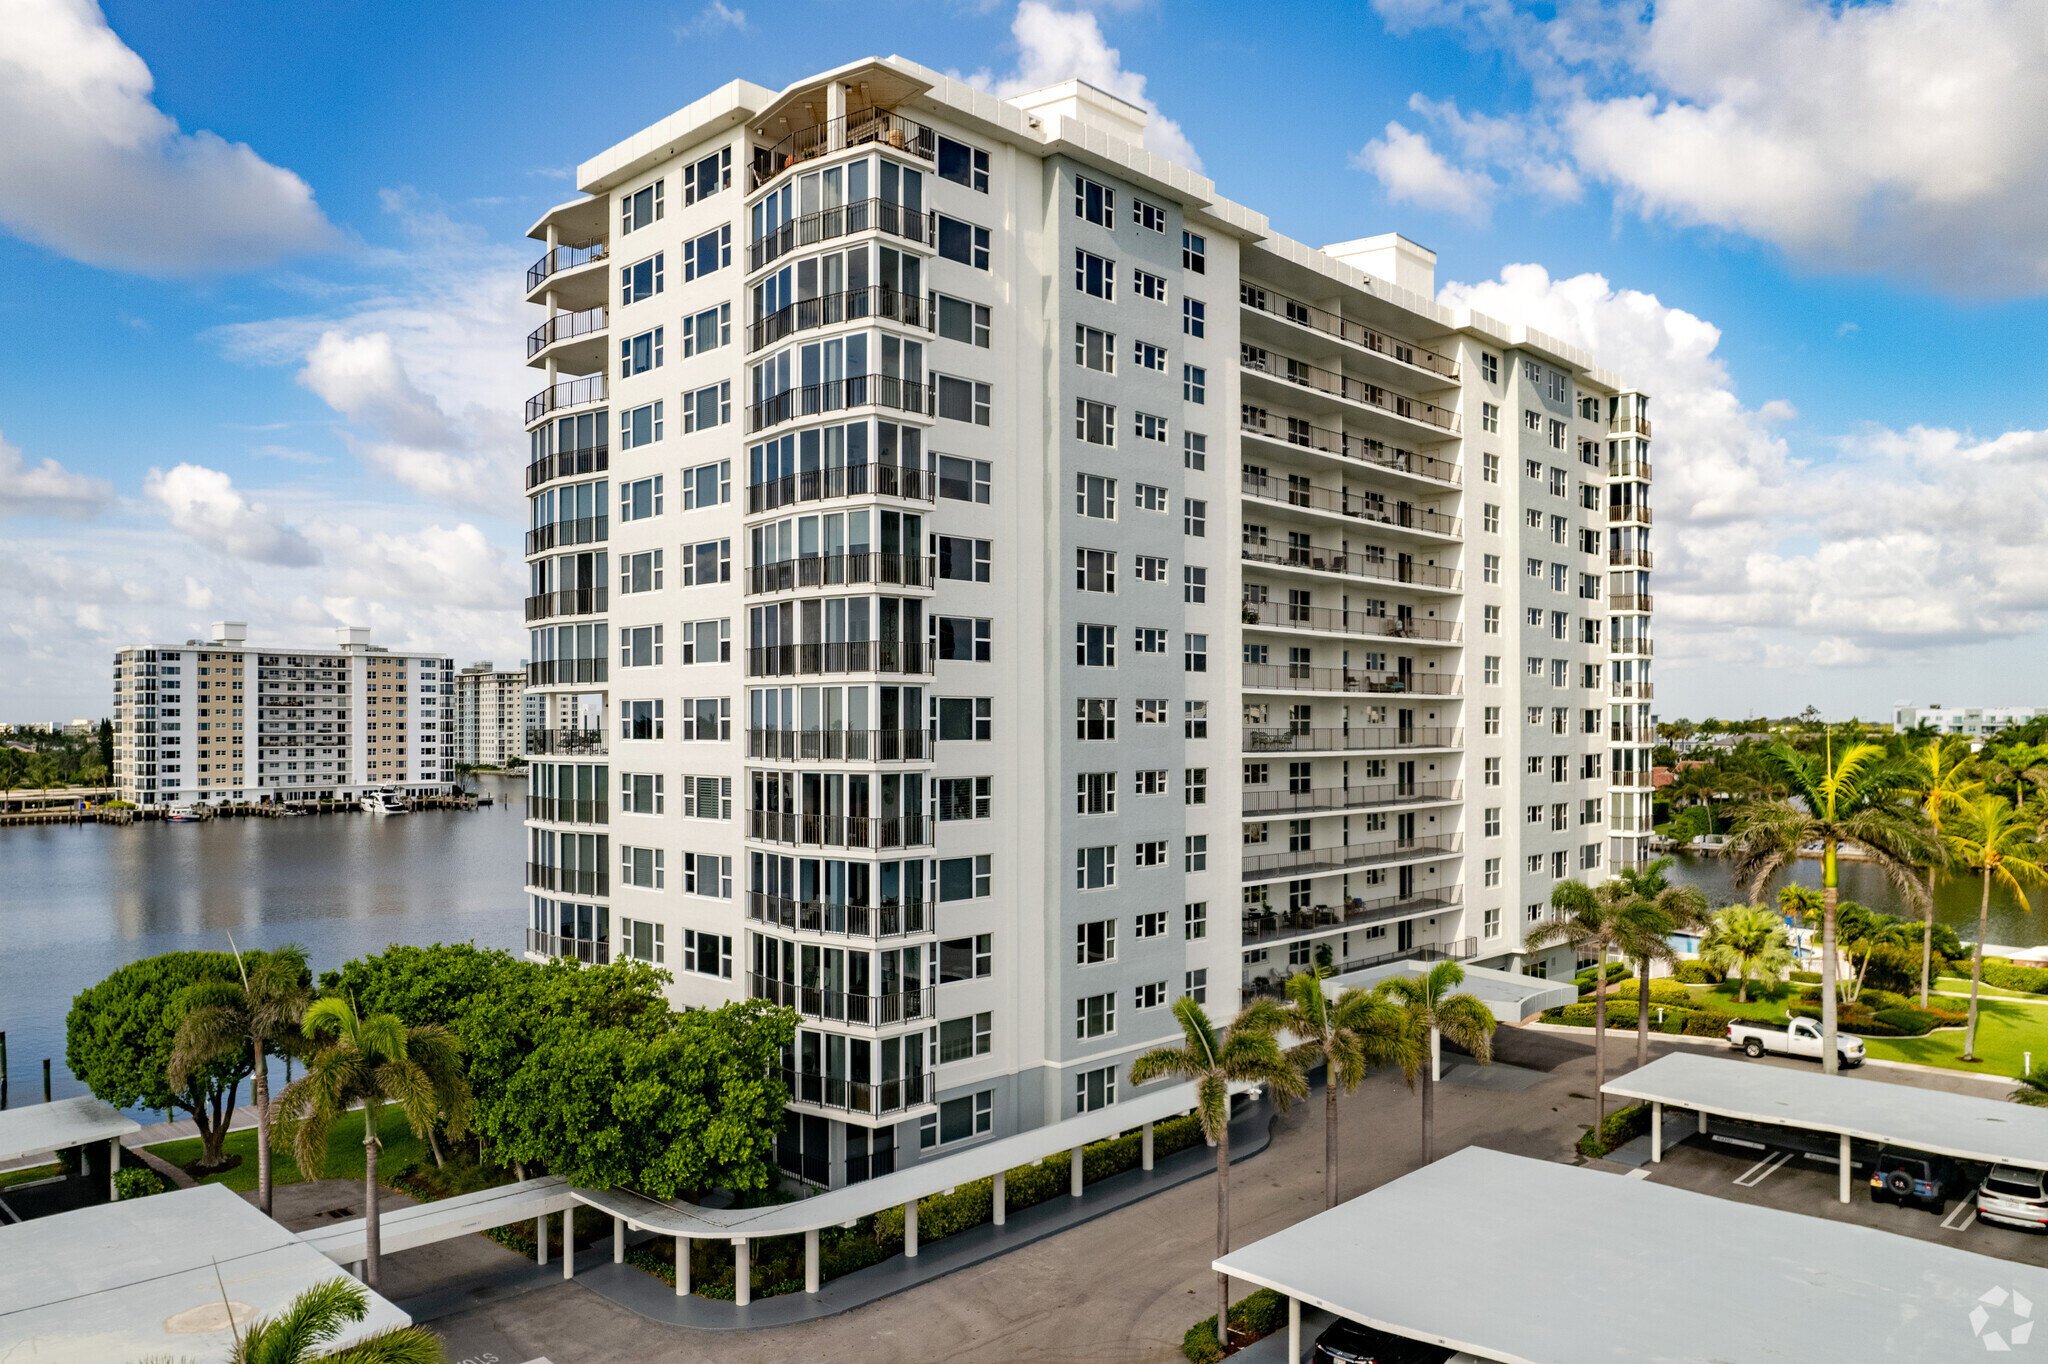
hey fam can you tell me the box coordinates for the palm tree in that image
[2013,1065,2048,1108]
[1277,970,1419,1208]
[25,752,58,791]
[1940,794,2048,1062]
[1726,735,1936,1074]
[1528,879,1630,1130]
[1900,737,1977,1005]
[231,1276,444,1362]
[1699,906,1793,1003]
[274,996,472,1288]
[1129,996,1304,1352]
[1373,961,1495,1164]
[171,941,313,1219]
[1605,859,1709,1068]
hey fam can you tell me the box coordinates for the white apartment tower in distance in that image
[111,623,457,807]
[454,662,528,767]
[521,57,1651,1186]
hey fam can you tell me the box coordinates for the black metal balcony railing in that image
[526,443,608,490]
[526,658,607,687]
[747,551,931,595]
[1241,471,1461,538]
[526,727,607,756]
[525,515,606,556]
[524,588,608,622]
[748,375,931,433]
[1241,350,1460,432]
[749,972,933,1027]
[526,305,607,358]
[1611,593,1653,613]
[1239,599,1461,643]
[1609,459,1653,482]
[526,796,608,825]
[1608,503,1653,524]
[526,929,610,965]
[1238,282,1461,380]
[1243,663,1461,697]
[526,240,608,292]
[745,640,930,678]
[524,861,609,897]
[1239,887,1464,945]
[747,461,933,514]
[1241,726,1462,754]
[1240,542,1461,592]
[1243,780,1462,817]
[1611,637,1655,657]
[749,108,936,191]
[748,285,930,353]
[779,1067,931,1117]
[1240,412,1459,486]
[1245,939,1477,999]
[746,810,932,850]
[746,728,931,762]
[1607,547,1654,569]
[525,374,606,425]
[749,197,936,273]
[748,893,933,939]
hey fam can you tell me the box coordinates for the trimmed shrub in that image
[1859,988,1909,1012]
[1982,961,2048,994]
[1873,1008,1939,1036]
[1681,1008,1734,1038]
[1183,1288,1292,1362]
[1673,960,1723,985]
[1578,1102,1651,1158]
[1575,962,1631,992]
[114,1167,167,1199]
[1858,943,1919,995]
[1791,970,1822,984]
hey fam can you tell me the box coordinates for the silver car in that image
[1977,1164,2048,1231]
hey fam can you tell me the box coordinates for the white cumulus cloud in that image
[1353,121,1494,220]
[0,430,112,519]
[145,463,321,567]
[0,0,333,274]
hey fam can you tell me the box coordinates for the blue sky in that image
[2,0,2045,721]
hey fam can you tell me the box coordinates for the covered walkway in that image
[1601,1050,2048,1202]
[0,1096,140,1221]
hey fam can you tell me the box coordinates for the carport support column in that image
[675,1235,690,1297]
[536,1213,548,1265]
[109,1137,121,1199]
[733,1237,751,1307]
[562,1209,574,1279]
[1651,1101,1663,1163]
[1697,1108,1707,1136]
[1288,1295,1301,1361]
[1839,1132,1852,1204]
[904,1200,919,1257]
[1141,1122,1154,1171]
[1071,1146,1084,1197]
[613,1216,625,1264]
[993,1170,1006,1226]
[805,1228,821,1294]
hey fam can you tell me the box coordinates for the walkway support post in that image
[805,1227,821,1294]
[1651,1101,1663,1163]
[1141,1121,1155,1171]
[993,1170,1006,1226]
[675,1235,689,1297]
[536,1214,548,1265]
[1697,1108,1707,1136]
[613,1216,625,1264]
[1839,1133,1852,1204]
[904,1199,919,1258]
[1071,1145,1084,1198]
[1288,1295,1301,1362]
[562,1209,575,1279]
[733,1237,751,1307]
[109,1137,121,1199]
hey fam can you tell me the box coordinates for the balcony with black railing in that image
[1240,541,1460,592]
[779,1067,931,1117]
[747,461,934,515]
[1239,411,1459,486]
[526,929,610,965]
[1243,835,1463,883]
[1238,282,1460,381]
[747,551,931,595]
[525,795,608,826]
[1607,547,1653,569]
[746,727,931,762]
[524,861,609,897]
[1240,598,1460,644]
[1240,886,1464,946]
[525,658,607,687]
[1241,470,1461,538]
[1243,780,1462,817]
[526,240,608,293]
[524,515,606,556]
[525,373,606,426]
[1243,662,1460,697]
[526,305,607,360]
[748,285,930,353]
[1241,348,1460,433]
[749,108,936,191]
[748,374,931,433]
[524,588,608,622]
[1608,502,1652,524]
[746,640,929,678]
[1610,414,1653,439]
[526,443,607,490]
[746,810,932,850]
[748,892,933,939]
[526,727,607,757]
[1242,726,1462,755]
[749,972,933,1028]
[749,197,935,272]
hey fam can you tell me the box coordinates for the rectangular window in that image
[1076,399,1115,446]
[1076,324,1115,373]
[1134,339,1167,372]
[1133,411,1168,443]
[619,624,662,667]
[1182,565,1206,601]
[939,1012,992,1062]
[1184,633,1207,672]
[936,135,989,191]
[683,225,730,281]
[1075,473,1116,518]
[1183,297,1206,337]
[1183,498,1207,536]
[1184,834,1209,872]
[1481,402,1499,433]
[934,295,991,347]
[1074,175,1115,227]
[1075,993,1116,1039]
[935,616,992,662]
[677,697,729,741]
[683,381,731,432]
[1075,622,1116,666]
[1181,230,1206,272]
[936,696,992,741]
[937,775,992,821]
[1135,554,1167,583]
[1134,268,1167,302]
[679,538,730,585]
[619,473,662,520]
[1481,353,1499,384]
[939,934,994,982]
[682,927,733,974]
[681,459,730,509]
[620,772,664,814]
[680,775,732,820]
[926,1090,993,1146]
[1075,549,1117,593]
[1075,249,1114,299]
[937,215,991,269]
[1485,807,1501,837]
[1077,771,1116,815]
[620,326,663,376]
[682,147,730,203]
[1184,901,1208,940]
[621,181,663,233]
[620,401,663,452]
[937,535,991,582]
[1183,431,1207,471]
[1076,848,1116,892]
[678,618,727,663]
[939,854,993,901]
[621,917,665,964]
[681,303,730,356]
[1077,1064,1117,1116]
[935,375,991,425]
[938,455,991,504]
[620,844,664,889]
[1075,698,1116,741]
[1184,767,1208,806]
[1183,364,1206,403]
[1133,626,1166,654]
[1183,699,1207,737]
[621,252,663,304]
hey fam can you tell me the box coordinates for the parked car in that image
[1312,1319,1476,1363]
[1976,1164,2048,1231]
[1869,1147,1969,1214]
[1725,1017,1866,1068]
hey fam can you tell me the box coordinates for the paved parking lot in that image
[1640,1128,2048,1267]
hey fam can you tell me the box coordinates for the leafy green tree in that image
[96,717,114,773]
[1699,906,1794,1002]
[1528,880,1635,1131]
[0,747,23,794]
[2014,1065,2048,1108]
[1940,794,2048,1062]
[275,996,471,1288]
[1727,736,1936,1074]
[1900,737,1977,1005]
[25,752,58,791]
[67,952,251,1168]
[1277,970,1418,1208]
[1130,996,1304,1353]
[1374,961,1495,1164]
[171,943,313,1217]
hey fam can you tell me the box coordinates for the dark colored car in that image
[1869,1147,1969,1214]
[1312,1318,1456,1364]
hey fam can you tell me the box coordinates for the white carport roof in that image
[0,1096,138,1166]
[1604,1050,2048,1172]
[1216,1145,2048,1363]
[1324,959,1577,1022]
[0,1183,410,1361]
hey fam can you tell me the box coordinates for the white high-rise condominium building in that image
[455,662,528,766]
[112,623,457,806]
[521,57,1652,1186]
[1894,705,2044,739]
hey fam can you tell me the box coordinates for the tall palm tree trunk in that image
[1635,959,1652,1069]
[1965,869,1992,1062]
[1919,868,1937,1009]
[1820,846,1841,1077]
[1419,1043,1435,1165]
[1323,1071,1339,1208]
[364,1113,382,1289]
[1592,949,1609,1132]
[252,1041,272,1218]
[1214,1119,1231,1349]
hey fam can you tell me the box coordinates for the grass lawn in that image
[1934,976,2042,1002]
[146,1106,429,1193]
[1689,981,1795,1024]
[0,1162,62,1191]
[1862,997,2048,1079]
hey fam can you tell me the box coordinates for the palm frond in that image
[1435,995,1495,1062]
[230,1276,365,1364]
[324,1325,448,1364]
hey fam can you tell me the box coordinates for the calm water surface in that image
[0,776,525,1109]
[1660,852,2047,950]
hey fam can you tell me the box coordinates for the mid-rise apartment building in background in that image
[1893,704,2044,739]
[112,623,457,806]
[520,56,1653,1187]
[455,662,528,767]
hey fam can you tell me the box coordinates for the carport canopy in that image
[1215,1145,2048,1363]
[0,1095,138,1166]
[1602,1051,2048,1173]
[1321,959,1577,1022]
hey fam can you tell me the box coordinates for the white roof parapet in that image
[578,78,776,191]
[575,1078,1220,1238]
[0,1095,139,1166]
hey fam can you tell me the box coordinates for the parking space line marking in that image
[1941,1203,1978,1233]
[1734,1151,1794,1187]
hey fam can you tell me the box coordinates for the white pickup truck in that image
[1725,1016,1866,1068]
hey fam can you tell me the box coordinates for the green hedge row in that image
[1785,1001,1963,1037]
[1577,1102,1651,1159]
[1981,960,2048,994]
[1673,961,1725,985]
[1552,1001,1730,1037]
[1183,1288,1290,1363]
